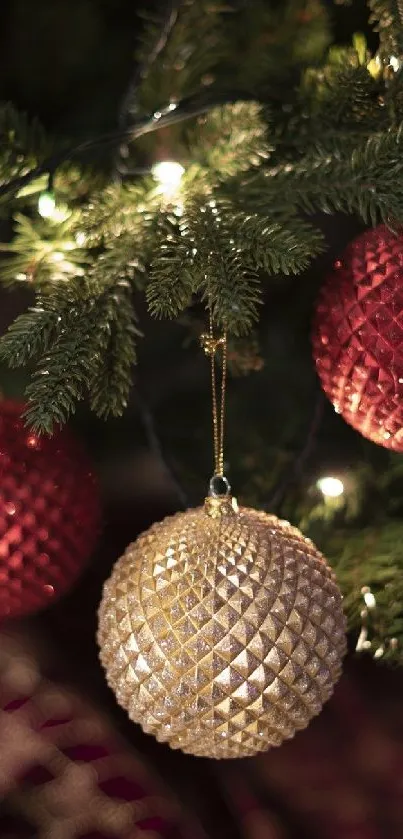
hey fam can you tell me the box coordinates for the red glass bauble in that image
[313,225,403,450]
[0,401,100,620]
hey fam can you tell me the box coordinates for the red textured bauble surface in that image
[0,401,100,620]
[313,225,403,450]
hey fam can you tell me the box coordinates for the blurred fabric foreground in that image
[1,623,403,839]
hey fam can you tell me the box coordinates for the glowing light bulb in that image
[75,231,87,246]
[51,251,65,263]
[152,161,185,196]
[38,191,70,222]
[317,476,344,498]
[38,191,56,219]
[363,590,376,609]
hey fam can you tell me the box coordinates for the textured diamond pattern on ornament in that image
[0,401,100,619]
[313,225,403,450]
[98,504,346,759]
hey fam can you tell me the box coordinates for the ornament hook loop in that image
[209,474,231,497]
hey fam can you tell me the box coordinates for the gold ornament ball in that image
[98,497,346,759]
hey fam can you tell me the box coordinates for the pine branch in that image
[79,180,161,250]
[231,212,325,274]
[21,282,141,433]
[294,60,386,149]
[121,1,181,121]
[0,256,141,431]
[115,1,181,174]
[0,90,255,201]
[222,0,331,95]
[89,234,146,288]
[147,224,194,320]
[147,200,263,334]
[186,102,270,179]
[136,1,227,112]
[24,318,95,433]
[88,282,140,419]
[0,212,88,288]
[0,103,50,186]
[147,198,324,333]
[0,303,60,367]
[238,122,403,225]
[368,0,403,61]
[325,521,403,662]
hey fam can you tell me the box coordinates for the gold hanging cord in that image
[201,306,227,482]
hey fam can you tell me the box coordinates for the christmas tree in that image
[1,1,403,837]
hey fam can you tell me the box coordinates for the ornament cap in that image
[204,494,238,518]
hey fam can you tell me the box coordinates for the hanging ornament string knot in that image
[200,333,225,356]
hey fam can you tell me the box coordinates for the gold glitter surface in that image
[98,500,346,759]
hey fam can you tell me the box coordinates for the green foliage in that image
[23,287,139,433]
[0,302,61,368]
[368,0,403,61]
[136,2,227,114]
[88,282,140,419]
[296,56,386,148]
[320,522,403,663]
[79,179,161,247]
[234,121,403,225]
[147,203,261,335]
[0,212,88,288]
[231,212,325,274]
[147,199,323,333]
[0,269,140,432]
[222,0,331,94]
[185,102,271,178]
[0,103,49,187]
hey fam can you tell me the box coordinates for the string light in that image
[38,190,57,218]
[389,56,401,73]
[317,476,344,498]
[38,190,70,222]
[152,161,184,197]
[363,589,376,609]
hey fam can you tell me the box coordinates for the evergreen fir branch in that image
[180,201,262,334]
[22,283,140,433]
[0,212,89,288]
[222,0,331,95]
[148,199,324,332]
[24,317,96,434]
[0,303,60,367]
[239,123,403,224]
[300,60,384,137]
[147,223,195,319]
[79,180,160,247]
[201,251,261,337]
[325,521,403,663]
[124,2,180,120]
[368,0,403,62]
[231,212,325,274]
[271,51,387,161]
[137,1,227,112]
[0,103,49,184]
[89,234,147,289]
[186,102,270,179]
[89,282,140,419]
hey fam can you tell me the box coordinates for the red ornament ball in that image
[0,401,100,620]
[313,225,403,450]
